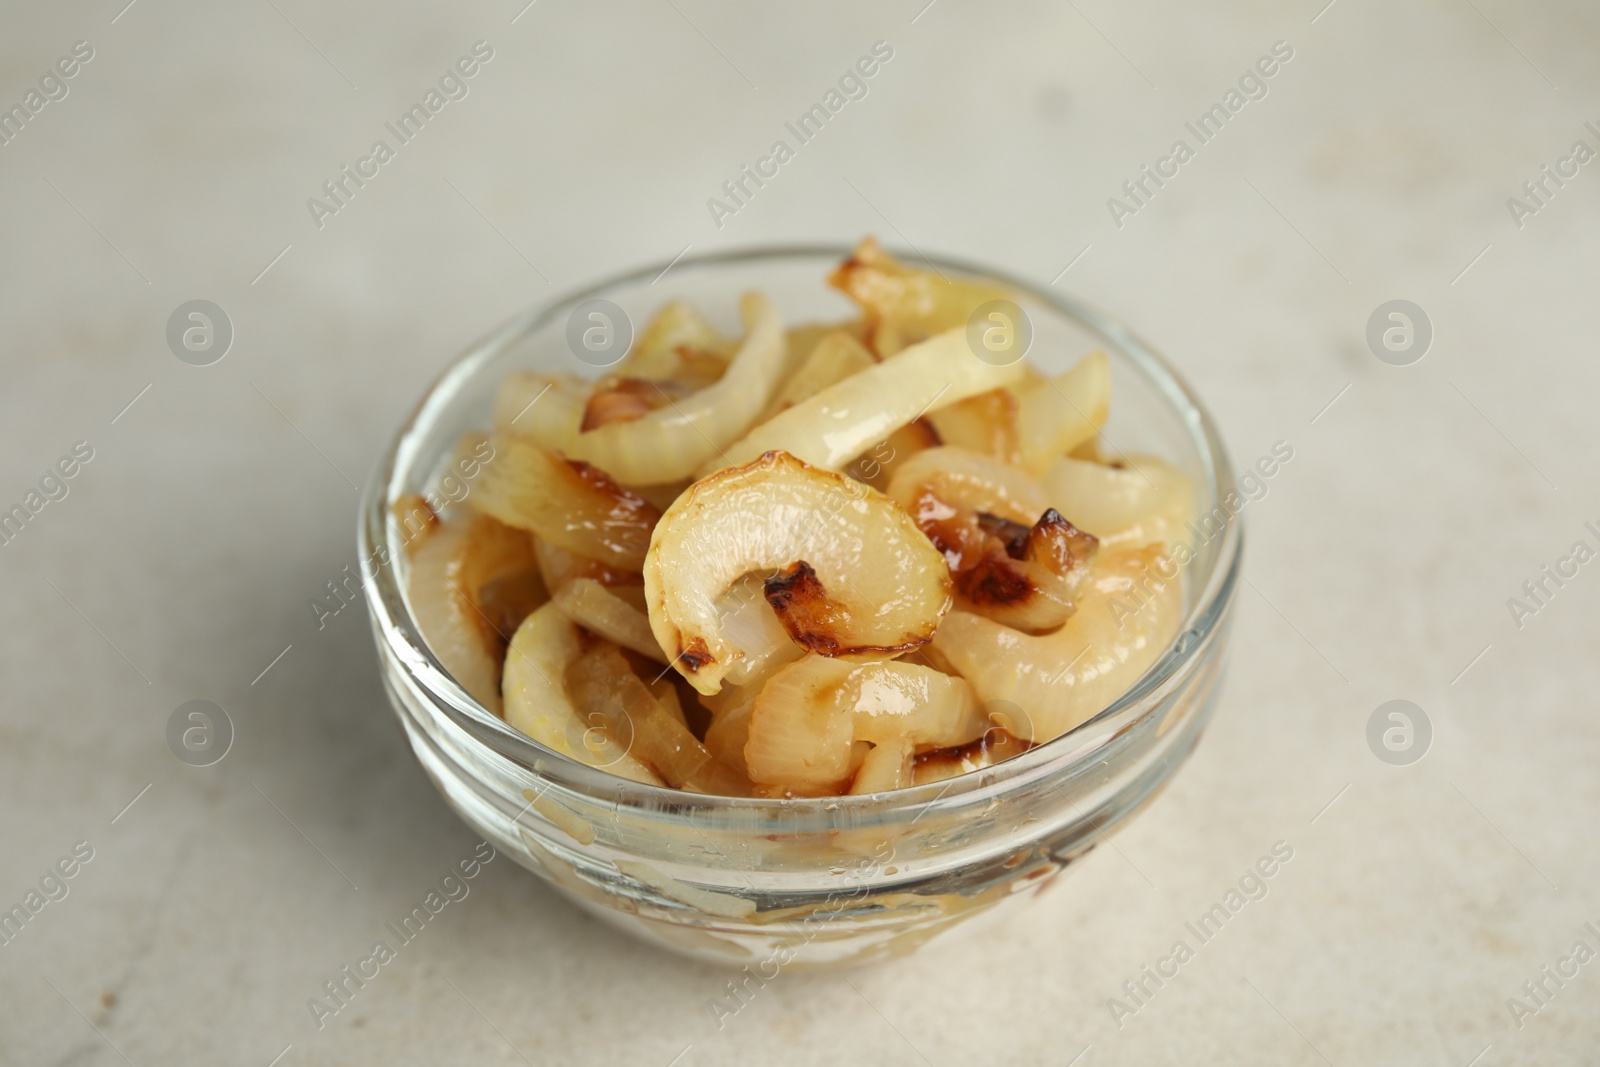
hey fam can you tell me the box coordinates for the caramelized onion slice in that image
[828,237,1013,357]
[953,508,1099,633]
[953,544,1076,635]
[932,544,1182,743]
[471,436,659,569]
[580,377,662,431]
[407,514,539,715]
[912,729,1032,786]
[885,447,1100,633]
[744,656,986,794]
[887,446,1052,527]
[1020,508,1100,577]
[712,330,1024,476]
[552,578,668,663]
[502,604,662,785]
[582,356,727,432]
[643,451,952,695]
[564,293,786,486]
[1014,350,1111,474]
[763,560,875,656]
[1041,455,1195,550]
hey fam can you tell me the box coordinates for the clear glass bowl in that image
[358,246,1242,967]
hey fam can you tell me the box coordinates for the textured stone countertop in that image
[2,1,1598,1063]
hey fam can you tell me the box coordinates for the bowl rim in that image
[359,242,1242,822]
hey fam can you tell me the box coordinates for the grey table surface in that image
[2,1,1598,1064]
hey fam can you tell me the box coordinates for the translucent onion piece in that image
[1068,435,1107,462]
[502,604,662,785]
[760,329,876,421]
[744,656,985,794]
[849,737,914,795]
[697,616,802,781]
[687,760,754,797]
[847,418,940,492]
[608,584,649,612]
[703,696,755,775]
[848,658,986,747]
[932,544,1182,743]
[493,371,588,451]
[563,293,786,486]
[627,480,692,512]
[552,578,668,663]
[783,322,843,367]
[716,574,804,686]
[742,658,856,792]
[1014,350,1111,474]
[472,437,660,569]
[533,537,641,593]
[407,513,538,715]
[643,451,952,695]
[390,493,439,556]
[926,388,1020,464]
[615,299,733,380]
[712,329,1024,476]
[566,643,714,789]
[697,673,758,717]
[1041,455,1195,550]
[667,349,731,392]
[771,322,865,405]
[476,565,549,644]
[1016,362,1048,390]
[440,431,497,503]
[647,676,688,727]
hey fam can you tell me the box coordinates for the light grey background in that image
[2,0,1597,1063]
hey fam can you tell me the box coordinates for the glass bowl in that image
[358,246,1242,967]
